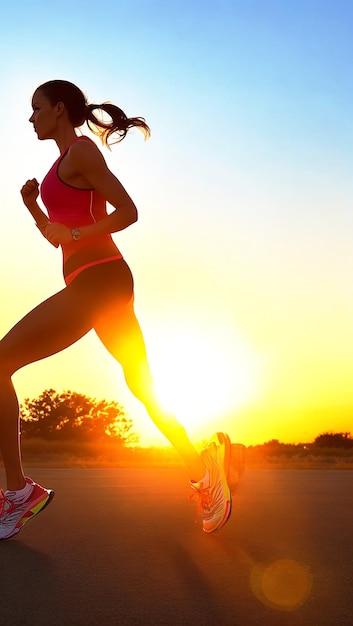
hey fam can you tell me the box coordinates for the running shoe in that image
[0,476,54,540]
[190,432,232,533]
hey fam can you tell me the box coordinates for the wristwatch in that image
[71,228,81,241]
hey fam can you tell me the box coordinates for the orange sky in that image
[1,2,353,448]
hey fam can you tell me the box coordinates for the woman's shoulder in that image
[76,135,94,144]
[69,135,101,157]
[68,135,107,170]
[72,135,98,149]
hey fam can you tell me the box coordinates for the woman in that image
[0,80,232,539]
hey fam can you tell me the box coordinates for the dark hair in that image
[36,79,150,146]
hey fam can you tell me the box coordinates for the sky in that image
[0,0,353,447]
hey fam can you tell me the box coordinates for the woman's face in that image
[29,90,60,140]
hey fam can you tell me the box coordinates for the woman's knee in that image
[0,358,15,379]
[0,339,19,378]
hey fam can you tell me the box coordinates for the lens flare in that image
[250,559,313,611]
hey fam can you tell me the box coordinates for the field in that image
[4,439,352,471]
[244,445,353,470]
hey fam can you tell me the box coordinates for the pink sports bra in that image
[40,136,122,284]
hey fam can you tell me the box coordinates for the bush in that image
[313,432,353,449]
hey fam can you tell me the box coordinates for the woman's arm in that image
[20,178,59,247]
[44,141,139,246]
[69,140,138,237]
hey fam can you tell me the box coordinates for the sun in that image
[146,320,260,434]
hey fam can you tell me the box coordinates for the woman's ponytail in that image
[85,102,150,146]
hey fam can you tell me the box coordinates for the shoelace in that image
[0,491,7,517]
[0,492,17,523]
[189,485,214,516]
[0,486,33,521]
[0,497,36,535]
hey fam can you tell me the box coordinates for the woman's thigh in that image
[94,300,148,369]
[0,286,95,375]
[0,259,135,376]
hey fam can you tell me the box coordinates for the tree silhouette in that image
[313,432,353,449]
[20,389,138,445]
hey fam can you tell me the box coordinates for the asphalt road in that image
[0,468,352,626]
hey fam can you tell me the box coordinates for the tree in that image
[313,432,353,449]
[20,389,138,445]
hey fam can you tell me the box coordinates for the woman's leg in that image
[94,302,206,480]
[0,286,95,490]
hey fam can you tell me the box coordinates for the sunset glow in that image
[148,322,261,431]
[1,1,353,448]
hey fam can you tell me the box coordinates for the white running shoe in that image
[190,432,232,533]
[0,476,54,540]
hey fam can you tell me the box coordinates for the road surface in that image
[0,468,352,625]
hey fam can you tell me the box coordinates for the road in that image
[0,468,352,625]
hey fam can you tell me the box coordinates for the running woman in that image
[0,80,232,539]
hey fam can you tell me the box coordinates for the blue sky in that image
[0,1,353,445]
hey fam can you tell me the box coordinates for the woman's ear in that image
[55,101,65,117]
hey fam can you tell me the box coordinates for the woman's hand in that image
[44,223,73,246]
[21,178,40,207]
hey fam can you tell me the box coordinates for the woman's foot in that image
[190,432,232,533]
[0,476,54,540]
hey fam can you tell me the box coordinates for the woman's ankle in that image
[5,472,26,492]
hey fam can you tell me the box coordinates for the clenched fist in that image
[21,178,40,208]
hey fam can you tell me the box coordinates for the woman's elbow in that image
[130,206,138,225]
[118,204,137,228]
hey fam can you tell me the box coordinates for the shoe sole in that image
[1,490,55,540]
[215,433,232,530]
